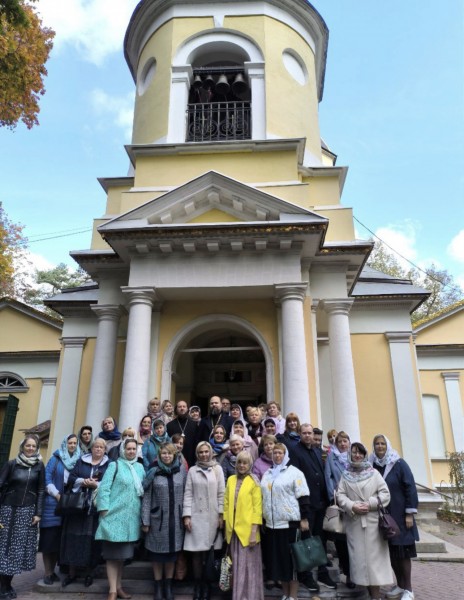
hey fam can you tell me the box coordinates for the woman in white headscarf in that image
[370,434,419,600]
[337,442,393,600]
[260,443,310,600]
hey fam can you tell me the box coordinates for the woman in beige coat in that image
[183,442,225,600]
[337,442,393,600]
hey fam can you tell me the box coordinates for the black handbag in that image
[204,529,222,583]
[54,490,86,516]
[377,497,400,540]
[290,529,327,572]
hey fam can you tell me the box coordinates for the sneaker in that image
[300,574,319,593]
[317,573,337,589]
[401,591,414,600]
[385,585,404,598]
[43,576,54,585]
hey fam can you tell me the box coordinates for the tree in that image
[367,240,463,323]
[23,263,91,309]
[0,201,28,297]
[0,0,54,129]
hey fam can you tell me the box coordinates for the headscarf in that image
[268,444,290,481]
[233,418,254,444]
[147,399,164,421]
[342,442,375,483]
[119,438,144,497]
[369,434,401,478]
[78,425,93,453]
[331,434,350,467]
[189,405,201,418]
[195,441,217,469]
[209,425,228,455]
[161,399,174,423]
[97,417,122,442]
[58,434,81,471]
[16,434,42,467]
[138,415,152,439]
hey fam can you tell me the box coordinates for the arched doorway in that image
[160,315,274,413]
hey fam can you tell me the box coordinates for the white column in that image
[310,300,322,426]
[167,65,192,143]
[119,288,158,430]
[386,332,430,484]
[321,299,360,440]
[85,305,123,429]
[275,284,310,420]
[50,337,86,451]
[442,372,464,452]
[245,62,266,139]
[37,378,57,423]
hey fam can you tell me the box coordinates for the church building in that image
[6,0,458,487]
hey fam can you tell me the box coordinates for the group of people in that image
[0,395,419,600]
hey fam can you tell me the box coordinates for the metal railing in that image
[186,102,251,142]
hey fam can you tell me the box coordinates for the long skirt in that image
[230,532,264,600]
[60,512,102,569]
[0,505,38,575]
[263,527,298,583]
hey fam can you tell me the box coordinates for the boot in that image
[164,578,174,600]
[193,580,202,600]
[153,580,162,600]
[202,583,211,600]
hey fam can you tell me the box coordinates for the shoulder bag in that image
[54,489,86,516]
[323,491,346,534]
[377,496,400,540]
[204,528,222,583]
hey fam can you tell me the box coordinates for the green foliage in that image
[367,240,463,323]
[23,262,91,306]
[440,452,464,526]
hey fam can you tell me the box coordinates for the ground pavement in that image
[8,518,464,599]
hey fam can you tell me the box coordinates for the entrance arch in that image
[160,314,274,403]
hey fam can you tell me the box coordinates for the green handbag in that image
[290,530,327,572]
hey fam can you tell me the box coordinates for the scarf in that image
[98,420,122,441]
[342,444,375,483]
[150,421,171,450]
[16,436,42,467]
[78,426,93,454]
[156,453,181,475]
[233,418,254,445]
[195,442,217,469]
[331,445,349,467]
[268,446,290,481]
[369,434,401,468]
[120,440,144,497]
[58,434,81,471]
[139,415,152,438]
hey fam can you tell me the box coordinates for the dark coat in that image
[276,431,300,451]
[374,459,419,546]
[0,459,45,514]
[289,442,329,512]
[166,417,198,467]
[141,463,187,554]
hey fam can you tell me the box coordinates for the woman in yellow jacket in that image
[223,450,264,600]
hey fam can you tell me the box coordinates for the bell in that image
[193,74,203,89]
[203,74,215,91]
[215,73,230,95]
[232,73,248,96]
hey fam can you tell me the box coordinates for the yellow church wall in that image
[120,190,165,214]
[105,185,132,215]
[91,220,113,250]
[254,183,310,206]
[415,309,464,345]
[419,370,458,453]
[133,18,214,144]
[111,340,127,418]
[351,334,402,451]
[316,207,355,241]
[306,177,342,207]
[0,308,61,352]
[430,461,450,487]
[133,149,299,188]
[154,299,281,401]
[10,380,42,459]
[189,208,241,223]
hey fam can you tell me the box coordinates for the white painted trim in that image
[37,378,57,424]
[160,314,274,402]
[442,372,464,452]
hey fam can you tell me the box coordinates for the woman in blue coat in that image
[96,438,145,600]
[39,434,80,585]
[142,418,171,473]
[370,434,419,600]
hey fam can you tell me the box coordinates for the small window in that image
[0,373,28,392]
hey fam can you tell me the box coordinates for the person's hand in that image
[141,525,149,533]
[353,502,369,514]
[218,515,224,530]
[100,510,108,517]
[300,518,309,532]
[249,532,257,547]
[31,516,41,526]
[405,514,414,529]
[55,493,61,502]
[87,478,98,489]
[184,516,192,532]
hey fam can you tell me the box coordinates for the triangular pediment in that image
[99,171,326,232]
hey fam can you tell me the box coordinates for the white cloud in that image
[90,89,134,139]
[374,222,419,270]
[37,0,139,65]
[448,230,464,263]
[14,251,56,291]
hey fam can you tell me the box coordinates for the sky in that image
[1,0,463,289]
